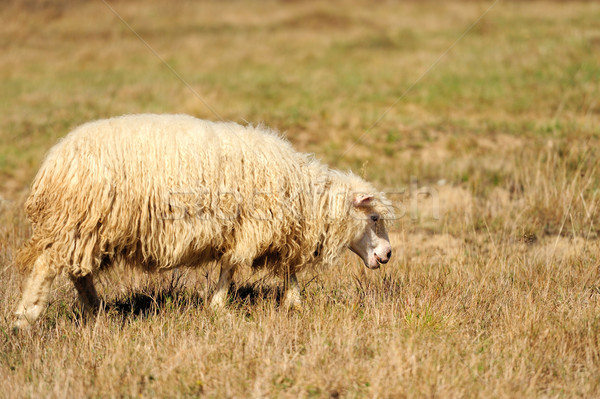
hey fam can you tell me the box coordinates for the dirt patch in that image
[391,231,464,266]
[276,10,358,31]
[528,235,597,264]
[0,167,31,201]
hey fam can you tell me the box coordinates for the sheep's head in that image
[348,193,392,269]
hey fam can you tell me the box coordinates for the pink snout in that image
[367,246,392,269]
[374,248,392,264]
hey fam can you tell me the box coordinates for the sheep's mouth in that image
[363,256,381,270]
[373,254,384,267]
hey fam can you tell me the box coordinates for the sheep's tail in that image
[15,183,52,274]
[15,238,42,274]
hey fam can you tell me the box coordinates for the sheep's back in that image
[24,114,316,272]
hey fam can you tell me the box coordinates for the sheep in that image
[13,114,393,329]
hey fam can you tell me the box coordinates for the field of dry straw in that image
[1,0,600,397]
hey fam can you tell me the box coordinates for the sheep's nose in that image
[376,248,392,265]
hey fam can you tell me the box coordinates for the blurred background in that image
[2,0,598,204]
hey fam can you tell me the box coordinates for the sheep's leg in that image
[70,274,101,316]
[13,252,57,330]
[210,264,236,309]
[283,272,302,311]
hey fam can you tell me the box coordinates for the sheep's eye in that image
[370,215,379,222]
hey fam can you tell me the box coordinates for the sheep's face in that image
[348,194,392,269]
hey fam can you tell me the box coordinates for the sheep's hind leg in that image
[70,274,101,317]
[209,264,236,309]
[13,252,58,331]
[283,272,303,311]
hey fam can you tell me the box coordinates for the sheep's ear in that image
[353,193,374,208]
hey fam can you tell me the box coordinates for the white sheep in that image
[14,114,393,329]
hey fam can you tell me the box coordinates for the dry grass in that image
[1,0,600,397]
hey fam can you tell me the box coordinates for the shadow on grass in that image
[105,284,284,319]
[231,283,283,307]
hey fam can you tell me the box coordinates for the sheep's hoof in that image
[208,297,227,311]
[12,317,30,333]
[284,299,303,313]
[290,302,303,312]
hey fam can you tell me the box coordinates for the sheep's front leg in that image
[283,272,302,311]
[70,274,101,316]
[14,252,57,331]
[210,264,236,309]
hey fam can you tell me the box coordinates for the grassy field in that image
[1,0,600,397]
